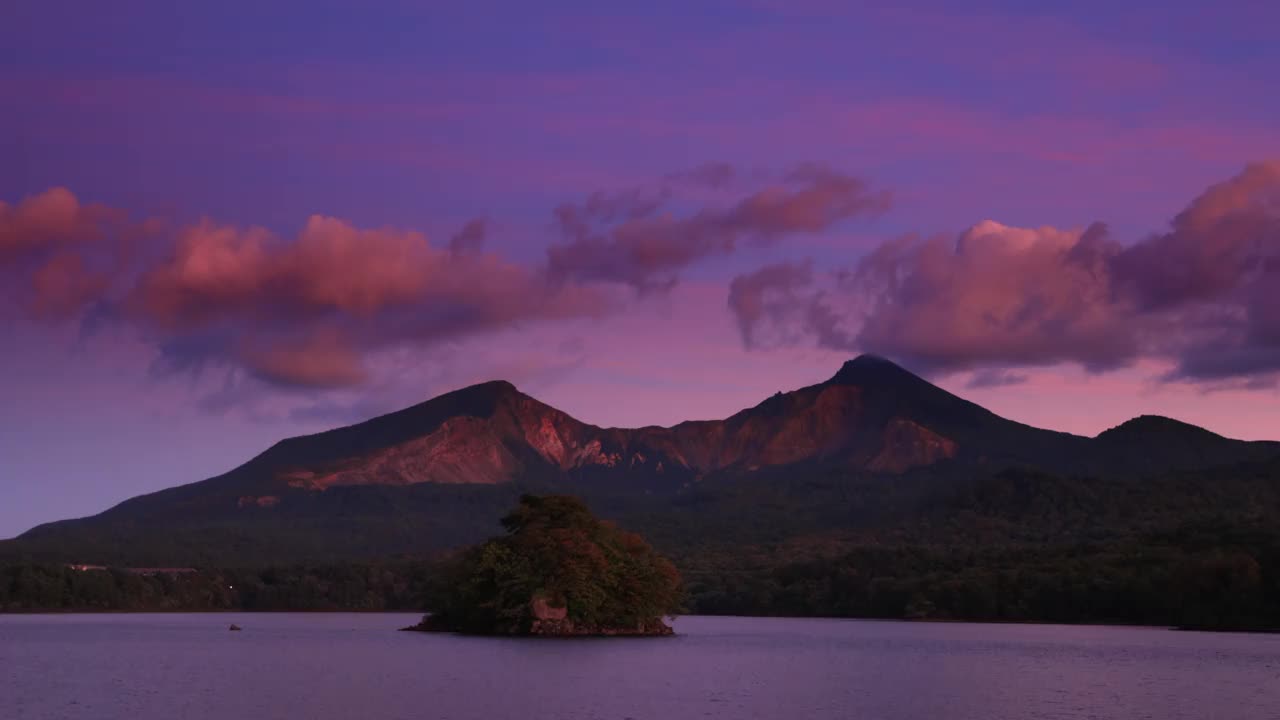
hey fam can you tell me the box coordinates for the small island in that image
[405,494,682,636]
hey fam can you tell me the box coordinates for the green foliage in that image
[679,523,1280,631]
[4,459,1280,632]
[0,562,431,612]
[674,463,1280,631]
[423,495,683,634]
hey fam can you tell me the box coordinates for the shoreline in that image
[3,610,1276,635]
[0,608,423,615]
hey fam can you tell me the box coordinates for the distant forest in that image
[0,562,433,613]
[4,525,1275,631]
[4,461,1280,631]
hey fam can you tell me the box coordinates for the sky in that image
[2,0,1279,538]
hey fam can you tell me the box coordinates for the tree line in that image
[4,461,1279,631]
[0,562,432,612]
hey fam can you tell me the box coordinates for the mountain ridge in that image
[3,355,1277,565]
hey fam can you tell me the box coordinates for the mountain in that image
[2,355,1277,567]
[1091,414,1280,473]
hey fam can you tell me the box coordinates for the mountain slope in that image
[2,355,1276,566]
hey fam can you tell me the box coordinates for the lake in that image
[2,613,1278,719]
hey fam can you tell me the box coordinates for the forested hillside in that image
[6,458,1278,630]
[4,357,1277,629]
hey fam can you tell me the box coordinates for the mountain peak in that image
[1096,415,1223,441]
[828,354,917,385]
[10,353,1280,568]
[452,378,520,399]
[415,378,525,409]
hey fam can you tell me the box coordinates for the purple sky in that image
[2,0,1279,538]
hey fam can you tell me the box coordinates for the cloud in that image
[28,252,111,322]
[730,161,1280,385]
[1167,271,1280,385]
[1117,161,1280,383]
[0,187,143,320]
[19,165,886,395]
[728,261,812,349]
[241,329,369,389]
[126,214,610,388]
[853,220,1136,373]
[12,163,1275,396]
[0,187,110,263]
[3,166,885,391]
[966,369,1030,389]
[665,162,737,189]
[732,258,860,348]
[0,183,631,391]
[449,218,486,256]
[1114,161,1280,311]
[548,164,889,292]
[129,216,439,328]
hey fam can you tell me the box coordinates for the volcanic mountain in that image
[210,354,1082,495]
[3,355,1276,566]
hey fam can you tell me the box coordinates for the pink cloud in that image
[126,214,613,388]
[11,164,884,393]
[728,261,814,348]
[241,329,369,389]
[548,165,889,291]
[855,220,1135,372]
[0,187,142,320]
[130,220,275,328]
[1116,161,1280,309]
[730,161,1280,386]
[28,252,110,322]
[0,187,110,262]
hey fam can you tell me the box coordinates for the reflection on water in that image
[2,613,1279,720]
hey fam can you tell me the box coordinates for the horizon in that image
[4,1,1280,539]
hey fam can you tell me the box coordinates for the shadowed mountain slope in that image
[3,356,1276,566]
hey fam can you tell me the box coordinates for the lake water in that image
[2,613,1279,719]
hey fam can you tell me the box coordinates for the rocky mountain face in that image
[229,355,1094,497]
[4,355,1277,566]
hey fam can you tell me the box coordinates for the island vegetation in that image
[405,494,683,635]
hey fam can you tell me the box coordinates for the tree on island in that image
[409,494,683,635]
